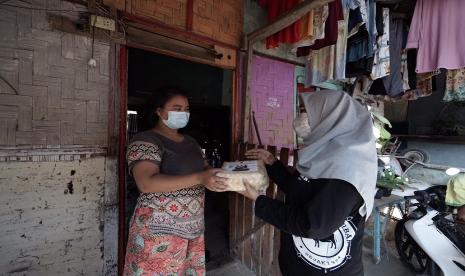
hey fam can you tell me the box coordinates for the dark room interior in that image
[125,48,233,267]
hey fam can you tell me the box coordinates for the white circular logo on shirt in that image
[292,218,357,272]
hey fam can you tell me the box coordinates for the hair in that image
[142,86,188,130]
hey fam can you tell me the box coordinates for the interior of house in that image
[126,48,233,266]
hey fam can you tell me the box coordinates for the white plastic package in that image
[217,160,269,192]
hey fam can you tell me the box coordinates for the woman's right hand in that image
[198,168,229,192]
[245,149,276,165]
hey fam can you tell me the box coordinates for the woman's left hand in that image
[200,168,229,192]
[238,180,260,201]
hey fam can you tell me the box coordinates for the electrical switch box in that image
[90,15,116,32]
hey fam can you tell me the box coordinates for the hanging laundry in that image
[259,0,302,49]
[300,10,314,40]
[351,76,385,115]
[296,0,344,56]
[345,26,371,78]
[401,50,410,91]
[347,7,364,35]
[370,8,390,80]
[334,9,350,80]
[345,0,369,36]
[292,4,329,50]
[344,0,377,78]
[406,0,465,73]
[381,17,405,98]
[402,72,437,101]
[368,78,387,96]
[365,0,377,58]
[406,49,417,89]
[304,8,349,86]
[304,49,335,87]
[443,68,465,102]
[344,0,368,24]
[351,76,374,100]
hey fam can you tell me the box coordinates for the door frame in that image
[116,42,241,275]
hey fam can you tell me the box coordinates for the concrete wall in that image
[0,1,117,275]
[0,154,105,275]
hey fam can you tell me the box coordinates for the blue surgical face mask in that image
[162,111,190,129]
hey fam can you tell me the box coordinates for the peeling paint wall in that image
[0,157,105,275]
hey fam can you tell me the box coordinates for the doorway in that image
[124,47,233,267]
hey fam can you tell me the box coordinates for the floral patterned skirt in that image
[123,207,206,276]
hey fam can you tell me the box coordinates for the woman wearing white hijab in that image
[243,90,377,276]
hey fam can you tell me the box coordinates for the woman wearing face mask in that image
[123,87,228,276]
[243,90,377,276]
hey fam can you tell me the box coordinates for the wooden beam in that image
[125,21,212,50]
[247,0,333,44]
[126,26,216,61]
[253,50,305,67]
[122,12,238,50]
[122,12,239,50]
[63,0,87,6]
[87,0,96,13]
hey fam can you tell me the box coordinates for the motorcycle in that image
[395,186,465,275]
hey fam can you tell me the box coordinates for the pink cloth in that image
[406,0,465,73]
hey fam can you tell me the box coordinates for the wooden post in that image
[242,42,254,143]
[243,144,256,269]
[117,45,128,276]
[229,143,240,254]
[186,0,194,31]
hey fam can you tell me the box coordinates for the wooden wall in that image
[104,0,243,47]
[127,0,187,29]
[192,0,243,47]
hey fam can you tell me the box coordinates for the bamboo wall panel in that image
[128,0,187,29]
[105,0,243,47]
[192,0,243,47]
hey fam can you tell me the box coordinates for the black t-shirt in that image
[255,161,365,276]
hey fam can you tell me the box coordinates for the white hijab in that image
[297,90,378,218]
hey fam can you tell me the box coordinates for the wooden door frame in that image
[116,44,241,275]
[117,45,128,275]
